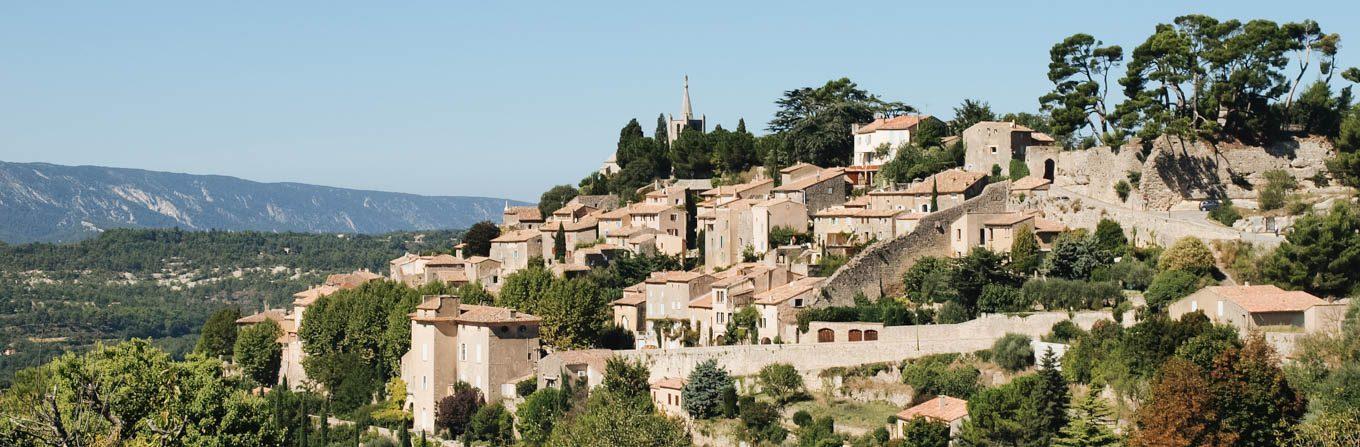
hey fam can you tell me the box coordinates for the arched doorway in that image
[848,329,863,342]
[760,337,771,345]
[817,328,835,343]
[1043,159,1055,181]
[864,330,878,341]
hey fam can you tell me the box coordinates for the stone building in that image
[894,396,969,439]
[666,76,706,145]
[651,378,688,418]
[751,197,808,254]
[962,121,1056,177]
[1169,285,1348,333]
[851,115,933,166]
[501,206,544,231]
[867,170,988,213]
[772,166,849,215]
[812,207,901,254]
[490,229,544,275]
[402,295,541,434]
[753,277,823,344]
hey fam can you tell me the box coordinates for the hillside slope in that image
[0,161,525,243]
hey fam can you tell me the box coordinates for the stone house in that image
[772,166,849,215]
[753,277,823,344]
[700,178,774,202]
[894,395,969,439]
[597,202,688,256]
[568,194,620,212]
[779,163,822,183]
[536,349,614,391]
[611,284,647,334]
[962,121,1056,177]
[1169,285,1347,333]
[501,206,544,231]
[1009,175,1052,203]
[812,208,901,253]
[705,264,798,345]
[490,229,544,275]
[402,295,541,434]
[651,378,688,418]
[464,256,502,288]
[644,185,690,207]
[948,211,1064,257]
[539,217,600,262]
[751,197,808,255]
[867,170,989,213]
[851,115,932,166]
[640,271,716,348]
[704,198,757,270]
[894,211,928,237]
[549,203,597,223]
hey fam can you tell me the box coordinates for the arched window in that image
[864,330,879,341]
[817,328,835,343]
[848,329,863,342]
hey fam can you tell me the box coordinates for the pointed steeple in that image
[680,75,693,120]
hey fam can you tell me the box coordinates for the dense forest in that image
[0,227,463,385]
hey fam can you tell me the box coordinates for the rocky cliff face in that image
[0,161,526,243]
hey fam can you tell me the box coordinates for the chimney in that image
[510,310,518,319]
[939,396,945,411]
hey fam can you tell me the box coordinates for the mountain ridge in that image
[0,160,527,243]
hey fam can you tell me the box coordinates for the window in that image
[421,343,429,362]
[1217,300,1224,317]
[476,344,482,363]
[794,298,804,308]
[956,229,962,241]
[423,375,428,390]
[460,343,467,361]
[989,145,998,154]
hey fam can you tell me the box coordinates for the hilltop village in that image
[228,69,1359,445]
[8,14,1360,447]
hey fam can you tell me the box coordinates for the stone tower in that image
[666,75,706,144]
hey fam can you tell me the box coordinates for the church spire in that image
[680,75,693,120]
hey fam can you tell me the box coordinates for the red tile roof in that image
[1205,285,1326,313]
[854,115,931,134]
[896,396,968,423]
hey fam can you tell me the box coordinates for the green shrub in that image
[1009,159,1031,180]
[1127,170,1142,185]
[1020,278,1123,311]
[1046,320,1085,343]
[900,356,981,399]
[1209,198,1242,226]
[793,410,813,427]
[991,333,1035,372]
[1158,237,1216,276]
[1145,270,1207,311]
[1092,260,1155,290]
[1114,180,1132,202]
[515,377,538,397]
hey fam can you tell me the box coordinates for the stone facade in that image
[820,182,1010,304]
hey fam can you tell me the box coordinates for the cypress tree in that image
[930,177,939,212]
[1033,348,1070,444]
[317,401,329,445]
[398,423,412,447]
[553,226,567,262]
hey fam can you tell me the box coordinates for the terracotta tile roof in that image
[1205,285,1326,313]
[552,202,596,216]
[845,165,881,172]
[843,196,871,208]
[896,396,968,423]
[292,284,341,306]
[552,349,615,370]
[456,304,542,324]
[754,277,822,305]
[504,206,544,222]
[773,168,846,192]
[1030,132,1056,143]
[814,207,902,218]
[466,256,499,265]
[652,377,686,390]
[895,212,929,221]
[325,270,383,288]
[541,217,599,232]
[570,194,620,211]
[701,178,773,197]
[689,294,714,309]
[606,226,658,238]
[612,294,646,306]
[854,115,931,134]
[755,196,798,208]
[492,229,542,243]
[627,233,657,244]
[780,162,817,174]
[389,253,421,266]
[236,309,287,325]
[627,203,677,215]
[983,212,1033,227]
[645,271,706,284]
[902,170,988,195]
[1034,217,1065,233]
[425,254,462,266]
[1011,176,1052,191]
[940,135,962,146]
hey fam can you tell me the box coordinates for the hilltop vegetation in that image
[0,227,463,385]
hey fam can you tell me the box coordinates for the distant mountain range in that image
[0,161,527,243]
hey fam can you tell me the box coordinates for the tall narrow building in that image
[666,75,706,144]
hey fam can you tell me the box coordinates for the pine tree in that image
[1054,391,1120,447]
[1033,348,1070,444]
[553,226,566,263]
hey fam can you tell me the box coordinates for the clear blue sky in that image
[3,1,1356,201]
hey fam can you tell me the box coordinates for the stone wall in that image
[1027,137,1336,211]
[818,182,1010,304]
[615,310,1118,383]
[1032,185,1242,247]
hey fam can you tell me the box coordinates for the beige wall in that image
[652,386,687,418]
[491,238,543,274]
[963,123,1032,175]
[814,215,895,248]
[406,319,458,433]
[753,201,808,253]
[705,204,754,269]
[854,130,911,166]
